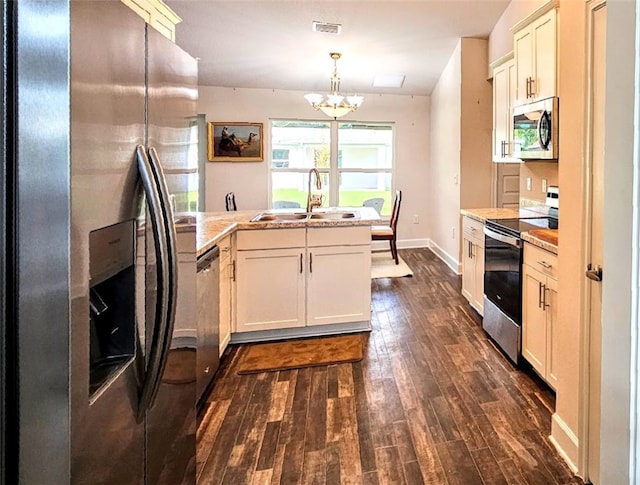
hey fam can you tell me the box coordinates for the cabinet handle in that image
[300,253,303,274]
[309,252,313,273]
[538,281,543,308]
[529,77,536,97]
[525,77,530,98]
[537,260,552,269]
[232,260,236,282]
[543,285,550,310]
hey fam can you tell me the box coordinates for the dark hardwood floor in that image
[197,248,583,484]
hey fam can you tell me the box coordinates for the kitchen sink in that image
[250,212,308,222]
[250,210,360,223]
[308,211,358,220]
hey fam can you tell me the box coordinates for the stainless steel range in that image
[482,216,558,364]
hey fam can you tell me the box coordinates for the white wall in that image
[429,42,462,265]
[197,86,430,245]
[429,38,493,269]
[599,1,636,482]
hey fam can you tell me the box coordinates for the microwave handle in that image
[537,110,552,149]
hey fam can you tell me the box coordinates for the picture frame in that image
[207,122,263,162]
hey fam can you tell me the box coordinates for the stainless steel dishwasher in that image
[196,245,220,404]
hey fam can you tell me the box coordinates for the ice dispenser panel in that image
[89,221,136,397]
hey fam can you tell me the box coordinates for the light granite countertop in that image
[522,230,559,254]
[460,207,545,223]
[185,207,381,257]
[461,207,558,254]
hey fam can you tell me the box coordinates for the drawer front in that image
[307,226,371,247]
[524,243,558,280]
[462,216,484,244]
[236,228,305,250]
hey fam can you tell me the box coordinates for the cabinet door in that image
[522,264,547,375]
[545,277,559,389]
[514,27,534,105]
[472,242,485,315]
[493,62,510,161]
[532,10,557,101]
[307,245,371,326]
[461,236,475,304]
[218,257,232,355]
[235,248,305,332]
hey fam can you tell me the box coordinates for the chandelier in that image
[304,52,364,119]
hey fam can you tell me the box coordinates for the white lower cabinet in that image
[461,216,485,315]
[306,245,371,326]
[235,247,306,333]
[218,234,233,355]
[234,226,371,334]
[521,243,559,389]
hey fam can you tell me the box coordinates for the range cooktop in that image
[486,217,558,236]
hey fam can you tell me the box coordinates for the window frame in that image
[268,119,395,215]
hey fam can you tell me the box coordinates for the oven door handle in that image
[483,226,521,248]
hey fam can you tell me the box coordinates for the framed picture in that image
[207,122,263,162]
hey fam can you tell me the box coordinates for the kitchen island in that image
[190,207,381,346]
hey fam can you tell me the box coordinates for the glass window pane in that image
[271,120,331,169]
[338,172,392,216]
[337,123,393,169]
[272,171,330,209]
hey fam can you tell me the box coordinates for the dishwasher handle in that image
[197,245,220,271]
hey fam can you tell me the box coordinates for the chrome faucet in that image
[306,168,323,213]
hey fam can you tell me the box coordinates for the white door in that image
[586,3,606,483]
[496,163,521,208]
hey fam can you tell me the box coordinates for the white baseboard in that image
[550,413,580,474]
[427,239,460,274]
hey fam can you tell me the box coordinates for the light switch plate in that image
[526,177,532,191]
[542,179,548,193]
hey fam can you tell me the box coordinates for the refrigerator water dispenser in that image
[89,221,136,397]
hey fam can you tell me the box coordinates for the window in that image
[270,120,394,215]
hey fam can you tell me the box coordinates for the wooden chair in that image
[362,197,384,216]
[371,190,402,264]
[225,192,237,211]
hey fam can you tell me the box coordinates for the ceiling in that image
[166,1,510,96]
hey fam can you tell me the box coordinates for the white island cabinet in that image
[218,234,233,356]
[235,228,306,333]
[306,226,371,326]
[233,225,371,342]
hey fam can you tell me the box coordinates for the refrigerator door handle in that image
[144,146,178,409]
[135,146,170,421]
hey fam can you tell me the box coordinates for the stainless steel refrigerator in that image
[2,1,198,483]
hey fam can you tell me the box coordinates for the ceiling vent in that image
[312,21,342,35]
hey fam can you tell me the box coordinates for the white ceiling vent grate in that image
[312,21,342,35]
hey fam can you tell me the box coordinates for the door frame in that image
[578,1,606,481]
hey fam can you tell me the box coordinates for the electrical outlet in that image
[413,215,419,224]
[542,179,548,193]
[526,177,532,191]
[453,174,459,185]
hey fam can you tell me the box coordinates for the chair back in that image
[389,190,402,232]
[225,192,237,211]
[273,200,301,209]
[362,197,384,216]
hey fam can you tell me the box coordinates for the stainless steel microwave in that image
[512,97,558,160]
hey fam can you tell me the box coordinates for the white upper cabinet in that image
[513,6,558,106]
[492,56,518,162]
